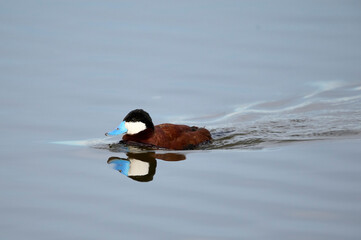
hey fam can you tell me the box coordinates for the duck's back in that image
[123,123,212,150]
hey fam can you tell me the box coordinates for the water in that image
[1,1,361,239]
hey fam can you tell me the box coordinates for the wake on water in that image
[202,81,361,149]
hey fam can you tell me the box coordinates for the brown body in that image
[122,123,212,150]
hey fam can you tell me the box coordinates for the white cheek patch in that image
[125,121,146,135]
[128,159,150,176]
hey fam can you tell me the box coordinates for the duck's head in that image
[105,109,154,136]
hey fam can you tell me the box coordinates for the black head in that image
[106,109,155,136]
[123,109,154,130]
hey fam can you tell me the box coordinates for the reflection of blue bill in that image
[108,159,130,176]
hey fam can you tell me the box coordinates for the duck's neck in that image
[123,128,154,141]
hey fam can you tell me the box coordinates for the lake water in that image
[1,1,361,239]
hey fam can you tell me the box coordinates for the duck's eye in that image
[117,128,120,130]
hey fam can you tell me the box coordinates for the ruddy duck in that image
[105,109,212,150]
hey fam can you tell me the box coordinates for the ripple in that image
[199,82,361,150]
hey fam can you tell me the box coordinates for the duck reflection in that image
[107,151,186,182]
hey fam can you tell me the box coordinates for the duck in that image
[105,109,212,150]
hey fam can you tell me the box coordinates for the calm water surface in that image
[1,1,361,240]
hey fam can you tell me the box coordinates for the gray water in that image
[1,1,361,239]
